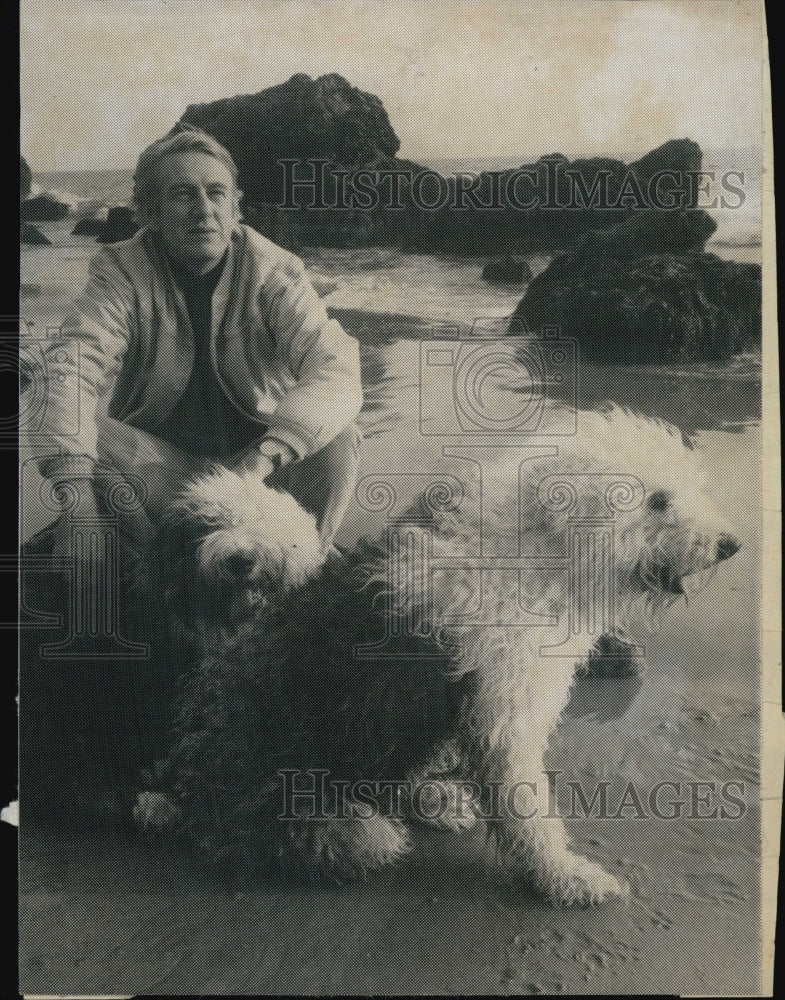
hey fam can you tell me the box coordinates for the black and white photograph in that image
[18,1,776,994]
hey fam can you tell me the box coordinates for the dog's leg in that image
[471,634,628,906]
[405,739,479,832]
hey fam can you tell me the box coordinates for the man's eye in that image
[209,189,227,201]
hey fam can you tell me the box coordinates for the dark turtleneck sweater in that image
[155,251,266,458]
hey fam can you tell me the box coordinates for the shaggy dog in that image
[137,406,741,906]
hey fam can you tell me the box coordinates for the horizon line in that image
[29,141,765,179]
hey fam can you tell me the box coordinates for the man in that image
[36,127,364,562]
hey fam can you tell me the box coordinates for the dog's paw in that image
[543,856,629,907]
[500,833,629,906]
[290,814,413,878]
[132,791,181,832]
[410,780,478,832]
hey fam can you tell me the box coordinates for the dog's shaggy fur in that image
[138,406,740,906]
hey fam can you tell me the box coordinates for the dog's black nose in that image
[224,550,257,576]
[716,534,741,561]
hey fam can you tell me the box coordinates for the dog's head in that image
[496,405,744,632]
[622,485,741,599]
[149,466,326,625]
[560,407,742,620]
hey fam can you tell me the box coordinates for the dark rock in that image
[72,216,108,237]
[21,194,70,222]
[401,142,707,255]
[629,138,702,183]
[546,210,717,277]
[96,206,140,243]
[20,223,51,245]
[482,254,533,285]
[20,156,32,201]
[170,79,711,253]
[511,252,761,364]
[240,202,299,251]
[178,72,406,204]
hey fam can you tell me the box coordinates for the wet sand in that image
[19,248,762,995]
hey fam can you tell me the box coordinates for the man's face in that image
[152,150,239,273]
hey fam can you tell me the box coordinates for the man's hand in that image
[229,438,297,483]
[230,446,275,482]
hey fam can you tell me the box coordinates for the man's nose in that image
[191,189,213,216]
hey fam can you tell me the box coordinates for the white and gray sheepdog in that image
[137,405,741,906]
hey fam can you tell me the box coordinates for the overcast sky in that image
[21,0,765,172]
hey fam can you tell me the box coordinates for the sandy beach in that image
[19,231,762,995]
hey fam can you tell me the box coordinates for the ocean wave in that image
[708,233,762,249]
[301,247,404,273]
[28,183,83,209]
[29,183,124,219]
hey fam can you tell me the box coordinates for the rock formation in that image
[482,254,533,285]
[166,73,720,257]
[511,250,761,364]
[21,195,70,222]
[20,223,51,245]
[20,156,32,202]
[174,78,711,256]
[566,208,717,263]
[72,217,108,237]
[96,206,139,243]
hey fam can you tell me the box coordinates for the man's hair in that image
[132,125,242,224]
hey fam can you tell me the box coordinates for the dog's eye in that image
[647,490,672,512]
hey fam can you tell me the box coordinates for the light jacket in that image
[34,224,363,480]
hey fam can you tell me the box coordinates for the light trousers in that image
[92,415,362,551]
